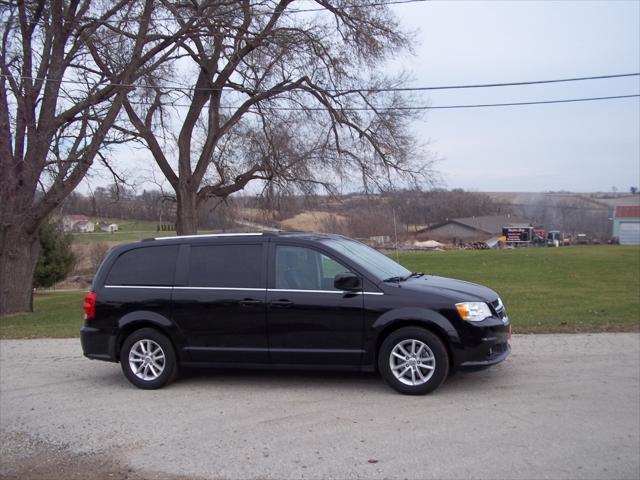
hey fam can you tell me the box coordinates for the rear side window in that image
[188,244,263,288]
[106,246,178,286]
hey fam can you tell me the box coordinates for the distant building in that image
[100,223,119,233]
[76,221,95,233]
[62,214,94,233]
[613,206,640,245]
[368,235,391,246]
[416,215,531,242]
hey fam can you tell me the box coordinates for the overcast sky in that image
[89,0,640,195]
[389,0,640,192]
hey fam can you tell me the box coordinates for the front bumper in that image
[460,343,511,368]
[80,326,117,362]
[455,316,511,369]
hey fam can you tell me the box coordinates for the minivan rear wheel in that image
[120,328,178,389]
[378,327,449,395]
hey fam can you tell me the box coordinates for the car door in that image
[266,242,365,366]
[171,241,268,364]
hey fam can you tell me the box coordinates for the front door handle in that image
[239,298,262,307]
[270,299,293,308]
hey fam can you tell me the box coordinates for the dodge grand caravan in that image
[81,232,511,394]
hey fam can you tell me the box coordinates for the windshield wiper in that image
[382,275,407,283]
[383,272,426,283]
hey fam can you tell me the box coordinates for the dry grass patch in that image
[279,210,347,232]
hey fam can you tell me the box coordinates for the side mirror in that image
[334,272,362,291]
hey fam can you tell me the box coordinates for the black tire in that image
[120,328,178,389]
[378,327,449,395]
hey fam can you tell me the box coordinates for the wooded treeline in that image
[61,186,613,240]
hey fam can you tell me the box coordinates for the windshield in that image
[321,238,410,282]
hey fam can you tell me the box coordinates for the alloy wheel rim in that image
[389,339,436,386]
[129,339,165,381]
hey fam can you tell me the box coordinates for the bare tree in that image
[120,0,431,235]
[0,0,191,314]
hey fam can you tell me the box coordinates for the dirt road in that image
[1,333,638,479]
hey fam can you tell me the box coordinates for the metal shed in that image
[613,206,640,245]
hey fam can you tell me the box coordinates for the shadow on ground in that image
[88,361,508,396]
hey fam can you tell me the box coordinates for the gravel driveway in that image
[1,333,639,480]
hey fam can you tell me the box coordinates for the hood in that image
[385,275,499,303]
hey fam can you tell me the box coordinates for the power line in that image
[196,0,431,16]
[394,94,640,110]
[124,93,639,111]
[0,0,430,24]
[285,0,430,14]
[3,74,638,110]
[2,72,638,94]
[382,73,640,92]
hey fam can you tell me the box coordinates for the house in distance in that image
[62,214,95,233]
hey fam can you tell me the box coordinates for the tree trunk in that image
[0,225,41,315]
[175,187,198,235]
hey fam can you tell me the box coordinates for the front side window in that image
[106,245,178,286]
[189,244,263,288]
[275,245,350,291]
[320,238,410,281]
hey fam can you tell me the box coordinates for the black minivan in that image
[81,232,510,394]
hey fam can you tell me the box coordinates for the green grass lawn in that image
[71,218,171,243]
[0,291,84,338]
[1,246,638,338]
[396,245,640,333]
[71,218,217,243]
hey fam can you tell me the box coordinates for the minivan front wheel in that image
[120,328,177,389]
[378,327,449,395]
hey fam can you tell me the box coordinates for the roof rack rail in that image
[147,232,270,241]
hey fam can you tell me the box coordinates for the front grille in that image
[488,342,508,356]
[490,299,507,319]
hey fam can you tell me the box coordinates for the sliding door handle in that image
[239,298,262,307]
[269,299,293,308]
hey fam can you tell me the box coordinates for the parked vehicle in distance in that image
[576,233,589,245]
[81,232,511,395]
[502,224,534,245]
[547,230,562,247]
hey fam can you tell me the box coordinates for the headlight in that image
[455,302,493,322]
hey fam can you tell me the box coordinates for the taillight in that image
[83,292,97,320]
